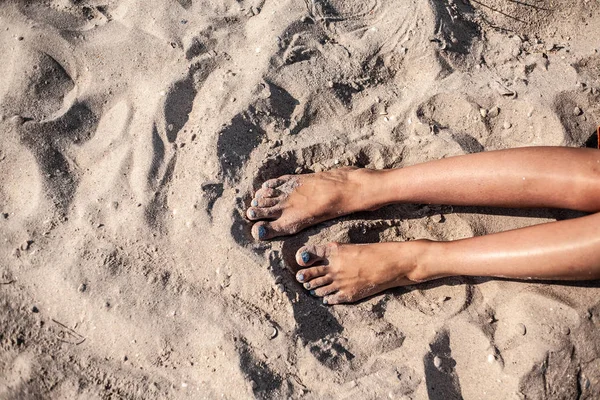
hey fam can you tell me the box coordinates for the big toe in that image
[295,244,328,267]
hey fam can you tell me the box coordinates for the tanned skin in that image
[247,147,600,305]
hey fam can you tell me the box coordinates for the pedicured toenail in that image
[296,273,304,282]
[251,199,258,207]
[258,225,267,239]
[323,298,328,305]
[304,282,311,289]
[301,251,310,264]
[310,290,316,296]
[249,210,256,218]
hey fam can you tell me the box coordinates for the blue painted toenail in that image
[323,298,328,305]
[304,282,311,289]
[258,225,267,239]
[251,199,258,207]
[301,252,310,264]
[297,273,304,282]
[249,210,256,218]
[310,290,316,296]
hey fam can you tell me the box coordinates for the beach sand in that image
[1,0,600,398]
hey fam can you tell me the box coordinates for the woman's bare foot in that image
[247,168,380,240]
[293,241,432,305]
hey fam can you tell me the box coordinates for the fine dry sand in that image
[1,0,600,399]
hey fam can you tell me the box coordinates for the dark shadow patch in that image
[164,50,216,142]
[430,0,480,55]
[148,124,166,184]
[164,77,196,143]
[177,0,192,9]
[277,233,346,345]
[185,38,206,60]
[371,295,391,318]
[144,129,177,232]
[309,337,355,370]
[19,102,97,214]
[236,337,283,399]
[584,130,598,149]
[200,181,224,218]
[451,133,484,153]
[450,205,588,222]
[259,82,300,122]
[185,33,217,61]
[424,330,463,400]
[217,113,266,183]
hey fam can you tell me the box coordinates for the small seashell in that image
[503,121,512,130]
[479,108,488,118]
[433,356,442,368]
[269,326,278,339]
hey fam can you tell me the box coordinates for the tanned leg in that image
[248,147,600,240]
[295,212,600,304]
[247,147,600,304]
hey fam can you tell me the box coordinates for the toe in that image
[295,244,329,267]
[255,187,279,199]
[251,197,280,208]
[302,275,332,290]
[312,284,338,297]
[251,220,287,241]
[323,292,351,305]
[247,206,282,221]
[295,265,328,283]
[262,176,292,189]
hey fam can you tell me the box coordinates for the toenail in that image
[257,225,267,239]
[323,298,328,305]
[249,210,256,218]
[304,282,311,289]
[310,290,316,296]
[262,182,269,188]
[251,199,258,207]
[296,273,304,282]
[301,251,310,264]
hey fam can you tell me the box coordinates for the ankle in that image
[406,240,448,282]
[350,168,389,212]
